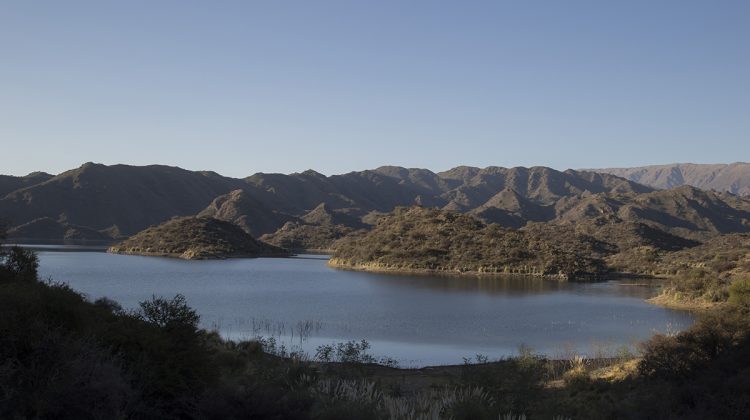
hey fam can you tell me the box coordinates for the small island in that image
[108,216,290,260]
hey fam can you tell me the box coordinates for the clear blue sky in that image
[1,0,748,177]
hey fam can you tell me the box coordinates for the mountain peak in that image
[299,169,325,178]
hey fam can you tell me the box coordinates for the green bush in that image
[639,305,750,380]
[729,277,750,306]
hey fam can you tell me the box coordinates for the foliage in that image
[0,246,39,282]
[331,207,609,279]
[645,234,750,304]
[728,277,750,306]
[458,346,550,413]
[139,294,200,329]
[314,340,399,368]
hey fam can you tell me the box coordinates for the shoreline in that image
[327,259,571,281]
[326,259,652,282]
[646,291,718,312]
[329,258,717,314]
[107,248,293,260]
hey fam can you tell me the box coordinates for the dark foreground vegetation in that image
[2,229,750,419]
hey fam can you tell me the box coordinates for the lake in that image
[36,250,694,367]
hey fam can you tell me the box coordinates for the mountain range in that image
[2,162,750,247]
[593,162,750,196]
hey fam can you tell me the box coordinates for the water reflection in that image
[347,269,662,300]
[359,272,564,295]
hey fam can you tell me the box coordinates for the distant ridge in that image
[0,172,54,197]
[0,163,245,238]
[592,163,750,196]
[0,163,647,242]
[2,162,750,245]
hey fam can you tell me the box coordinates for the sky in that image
[1,0,748,177]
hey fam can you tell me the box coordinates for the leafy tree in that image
[1,246,39,282]
[0,221,39,283]
[138,294,200,329]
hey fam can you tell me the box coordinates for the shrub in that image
[138,294,200,330]
[729,277,750,306]
[639,305,750,380]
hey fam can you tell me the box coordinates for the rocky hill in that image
[329,207,611,280]
[260,203,367,251]
[593,163,750,196]
[198,189,294,237]
[552,186,750,241]
[328,205,746,282]
[107,217,288,259]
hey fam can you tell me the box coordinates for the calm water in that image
[37,250,694,367]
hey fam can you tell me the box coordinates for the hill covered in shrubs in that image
[330,205,750,287]
[330,207,611,280]
[108,216,288,259]
[607,233,750,308]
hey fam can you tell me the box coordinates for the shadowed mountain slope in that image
[469,187,554,228]
[550,186,750,241]
[438,166,651,211]
[259,203,367,251]
[198,189,294,237]
[0,163,245,238]
[0,172,54,197]
[300,203,368,229]
[7,217,112,242]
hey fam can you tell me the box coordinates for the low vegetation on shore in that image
[107,216,289,259]
[608,233,750,308]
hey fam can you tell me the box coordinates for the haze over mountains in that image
[2,162,750,247]
[593,163,750,196]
